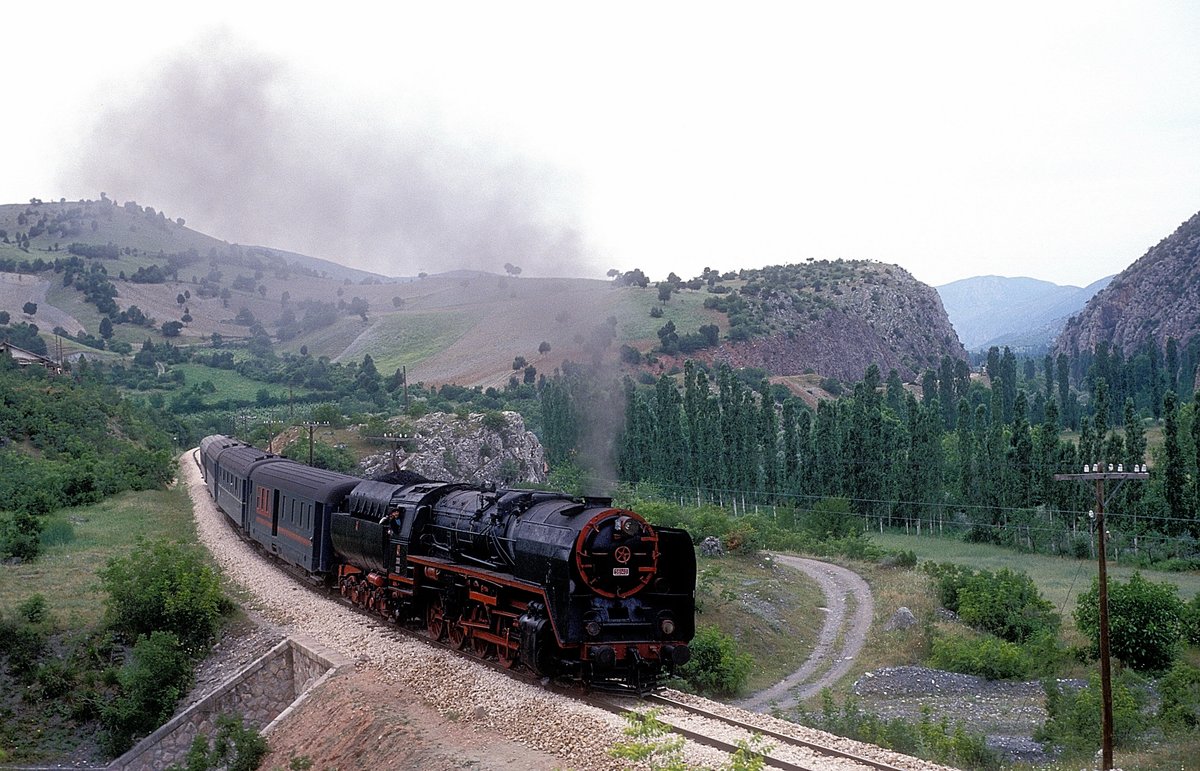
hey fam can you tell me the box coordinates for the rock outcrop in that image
[707,261,966,382]
[359,411,547,485]
[1055,210,1200,360]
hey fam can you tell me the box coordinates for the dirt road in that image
[736,554,874,712]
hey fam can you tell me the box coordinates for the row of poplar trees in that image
[605,358,1200,557]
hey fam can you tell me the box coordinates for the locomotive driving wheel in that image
[447,613,468,650]
[425,597,447,641]
[470,605,491,658]
[496,631,517,669]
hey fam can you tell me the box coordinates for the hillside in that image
[937,275,1111,353]
[0,199,964,386]
[704,261,965,382]
[1055,209,1200,358]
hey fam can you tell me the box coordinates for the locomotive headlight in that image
[660,617,676,636]
[618,516,641,536]
[585,620,602,637]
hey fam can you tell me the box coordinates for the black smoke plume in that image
[60,30,593,277]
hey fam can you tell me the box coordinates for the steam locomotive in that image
[198,434,695,690]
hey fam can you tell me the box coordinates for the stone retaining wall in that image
[109,635,350,770]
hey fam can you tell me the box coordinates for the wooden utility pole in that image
[301,421,330,466]
[366,432,410,472]
[1055,463,1149,771]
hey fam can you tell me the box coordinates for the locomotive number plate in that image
[613,567,630,576]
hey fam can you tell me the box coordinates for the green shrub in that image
[280,438,356,473]
[33,659,77,700]
[0,510,43,561]
[1074,572,1185,672]
[880,549,917,568]
[1158,661,1200,732]
[1037,672,1148,755]
[98,539,230,654]
[689,506,735,542]
[1185,593,1200,647]
[167,714,269,771]
[609,709,768,771]
[17,594,48,624]
[0,610,47,680]
[799,691,999,769]
[812,532,883,562]
[481,411,509,432]
[956,568,1057,644]
[633,501,687,531]
[922,562,975,612]
[101,631,194,755]
[677,625,754,697]
[929,630,1030,680]
[799,497,861,539]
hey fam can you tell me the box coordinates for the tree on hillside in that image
[347,296,369,322]
[503,262,523,277]
[22,302,36,316]
[616,268,649,288]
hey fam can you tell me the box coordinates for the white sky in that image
[5,1,1199,287]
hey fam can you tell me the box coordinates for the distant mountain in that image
[937,275,1111,353]
[1056,210,1200,358]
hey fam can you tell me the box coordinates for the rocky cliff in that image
[1055,210,1200,357]
[358,411,547,485]
[708,260,966,382]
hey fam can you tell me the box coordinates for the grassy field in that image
[174,362,313,404]
[336,311,474,373]
[871,531,1200,628]
[612,286,726,342]
[0,482,196,626]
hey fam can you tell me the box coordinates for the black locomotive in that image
[198,434,695,690]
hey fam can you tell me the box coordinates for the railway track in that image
[587,692,914,771]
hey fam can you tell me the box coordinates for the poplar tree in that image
[1162,391,1186,534]
[885,368,905,418]
[653,375,685,485]
[852,365,886,520]
[813,400,841,497]
[916,398,945,528]
[759,380,779,495]
[540,378,579,464]
[955,398,976,505]
[795,408,814,498]
[938,356,956,429]
[1008,391,1032,506]
[781,400,799,492]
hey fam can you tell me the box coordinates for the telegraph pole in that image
[301,421,330,466]
[366,432,410,473]
[1055,463,1149,771]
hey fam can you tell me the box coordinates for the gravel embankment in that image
[181,453,952,770]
